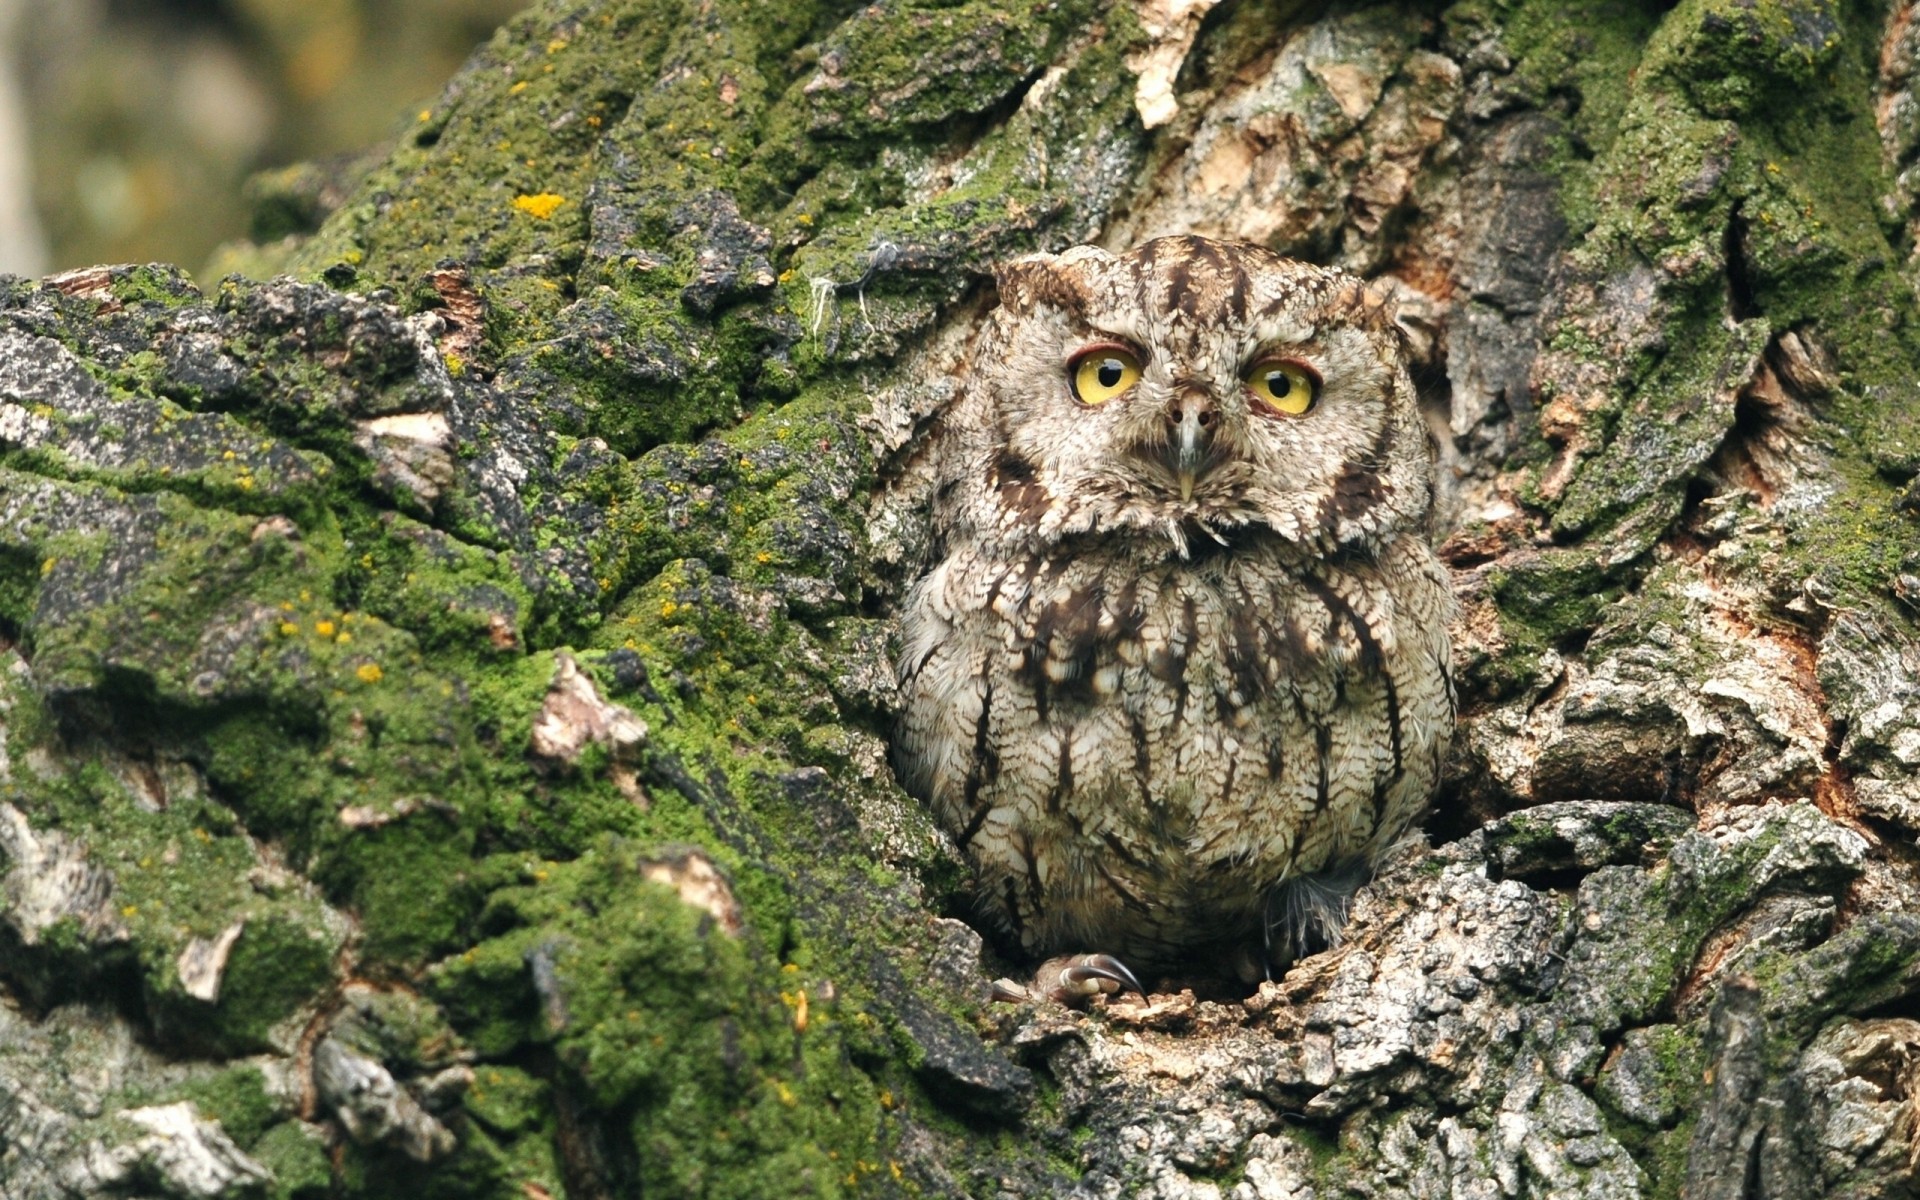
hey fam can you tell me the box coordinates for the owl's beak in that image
[1170,395,1215,501]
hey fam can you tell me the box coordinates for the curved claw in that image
[1041,953,1144,1004]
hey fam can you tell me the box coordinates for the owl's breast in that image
[894,532,1454,965]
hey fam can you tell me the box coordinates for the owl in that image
[892,235,1455,998]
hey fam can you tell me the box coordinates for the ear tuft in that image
[993,253,1094,317]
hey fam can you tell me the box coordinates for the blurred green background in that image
[0,0,530,279]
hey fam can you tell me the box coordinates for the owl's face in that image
[976,236,1431,555]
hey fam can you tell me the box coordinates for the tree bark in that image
[3,0,1920,1197]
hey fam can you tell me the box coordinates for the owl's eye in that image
[1068,345,1144,405]
[1243,358,1320,416]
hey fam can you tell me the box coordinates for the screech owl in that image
[892,235,1455,996]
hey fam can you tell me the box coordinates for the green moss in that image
[176,1066,284,1148]
[530,290,784,455]
[466,1064,553,1136]
[1637,1118,1697,1200]
[578,380,871,614]
[784,0,1075,138]
[1465,546,1630,695]
[430,839,883,1198]
[103,263,207,312]
[292,0,793,302]
[339,513,535,662]
[2,758,340,1051]
[1448,0,1920,678]
[167,610,492,970]
[1752,912,1920,1035]
[335,1129,517,1200]
[7,399,338,527]
[1596,1023,1706,1150]
[1555,322,1753,530]
[1489,813,1562,858]
[0,542,42,635]
[1647,0,1840,120]
[1296,1119,1361,1195]
[207,917,340,1046]
[100,1069,330,1200]
[250,1122,334,1200]
[321,818,483,968]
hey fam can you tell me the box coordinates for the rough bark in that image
[3,1,1920,1198]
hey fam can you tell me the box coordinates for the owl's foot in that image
[1262,857,1374,977]
[991,953,1144,1005]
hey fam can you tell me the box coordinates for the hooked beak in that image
[1168,393,1214,501]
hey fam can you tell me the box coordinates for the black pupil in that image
[1097,358,1125,388]
[1266,370,1291,397]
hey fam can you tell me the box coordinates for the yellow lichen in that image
[513,193,567,220]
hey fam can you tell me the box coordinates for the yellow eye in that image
[1244,358,1319,416]
[1069,345,1143,405]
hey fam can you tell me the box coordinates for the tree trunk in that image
[3,0,1920,1197]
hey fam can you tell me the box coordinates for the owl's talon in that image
[1040,953,1144,1004]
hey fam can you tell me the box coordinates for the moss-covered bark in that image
[4,1,1920,1197]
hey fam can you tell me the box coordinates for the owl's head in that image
[974,235,1432,556]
